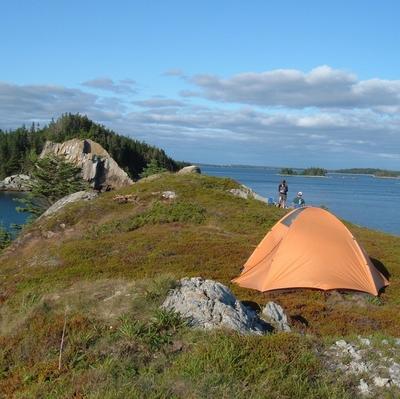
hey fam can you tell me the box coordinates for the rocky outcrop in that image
[0,174,31,191]
[40,191,98,218]
[262,302,291,332]
[40,139,133,191]
[162,277,271,335]
[229,184,270,203]
[323,337,400,396]
[177,165,201,175]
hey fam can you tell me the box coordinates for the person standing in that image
[278,180,288,208]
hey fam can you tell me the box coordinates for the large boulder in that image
[229,184,269,203]
[40,191,98,218]
[40,139,133,191]
[162,277,271,335]
[0,174,31,191]
[177,165,201,175]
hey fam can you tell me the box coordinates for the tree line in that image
[280,167,327,176]
[0,113,185,180]
[335,168,400,177]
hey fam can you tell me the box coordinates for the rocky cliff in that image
[40,139,133,190]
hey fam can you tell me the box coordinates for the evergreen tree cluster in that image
[16,156,88,218]
[0,114,184,180]
[279,167,327,176]
[0,124,42,178]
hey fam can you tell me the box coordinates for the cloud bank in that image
[0,66,399,168]
[184,66,400,110]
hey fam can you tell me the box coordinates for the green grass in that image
[0,173,399,397]
[0,298,351,398]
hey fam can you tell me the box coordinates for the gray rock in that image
[373,376,391,388]
[262,301,291,332]
[359,337,371,346]
[40,191,98,218]
[162,191,177,199]
[177,165,201,175]
[229,184,269,203]
[389,363,400,386]
[0,174,31,191]
[43,230,57,239]
[349,359,370,373]
[358,379,370,396]
[335,340,348,348]
[40,139,133,191]
[162,277,271,335]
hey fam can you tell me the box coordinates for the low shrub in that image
[93,200,206,236]
[117,308,186,350]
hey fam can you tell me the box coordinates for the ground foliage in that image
[0,224,12,252]
[0,173,399,397]
[139,159,168,178]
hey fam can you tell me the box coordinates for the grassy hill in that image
[1,173,399,397]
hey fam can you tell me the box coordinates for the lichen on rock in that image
[162,277,271,335]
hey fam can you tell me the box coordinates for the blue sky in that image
[1,0,399,168]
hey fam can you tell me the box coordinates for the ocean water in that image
[0,192,29,230]
[201,165,400,236]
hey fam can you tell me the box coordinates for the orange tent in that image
[233,207,389,296]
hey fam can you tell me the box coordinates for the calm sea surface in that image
[0,192,29,230]
[201,165,400,236]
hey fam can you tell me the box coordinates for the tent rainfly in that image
[233,207,389,296]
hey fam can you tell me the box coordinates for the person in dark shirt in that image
[278,180,288,208]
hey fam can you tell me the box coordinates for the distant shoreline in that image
[278,174,328,178]
[373,175,400,180]
[201,164,400,179]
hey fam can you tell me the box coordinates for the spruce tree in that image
[17,156,87,218]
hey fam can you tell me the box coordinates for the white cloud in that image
[183,66,400,110]
[162,68,185,77]
[133,97,186,108]
[82,77,136,94]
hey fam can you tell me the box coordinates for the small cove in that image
[0,191,29,231]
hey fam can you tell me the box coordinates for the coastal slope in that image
[1,173,399,397]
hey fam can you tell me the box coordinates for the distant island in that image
[280,167,327,177]
[335,168,400,178]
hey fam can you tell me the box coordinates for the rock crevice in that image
[40,139,133,191]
